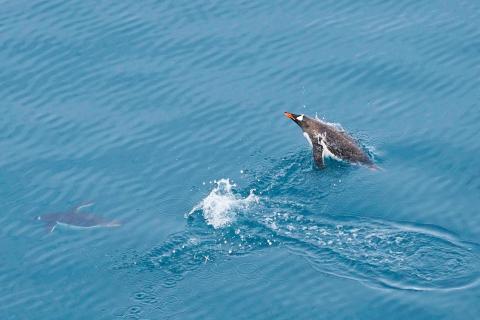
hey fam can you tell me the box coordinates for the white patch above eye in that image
[296,114,304,121]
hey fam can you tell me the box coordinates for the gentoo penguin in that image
[284,112,375,169]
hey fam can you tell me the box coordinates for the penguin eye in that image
[296,114,304,121]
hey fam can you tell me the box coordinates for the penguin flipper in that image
[313,145,325,168]
[46,222,57,233]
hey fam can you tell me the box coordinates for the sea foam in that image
[188,179,258,229]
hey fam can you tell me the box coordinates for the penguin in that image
[284,112,375,169]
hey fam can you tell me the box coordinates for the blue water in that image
[1,1,480,319]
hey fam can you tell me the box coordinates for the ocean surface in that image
[1,1,479,319]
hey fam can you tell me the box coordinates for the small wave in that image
[266,209,480,291]
[187,179,259,229]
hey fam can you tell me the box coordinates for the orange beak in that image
[284,112,295,120]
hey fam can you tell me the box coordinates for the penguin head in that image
[284,112,314,130]
[284,112,321,148]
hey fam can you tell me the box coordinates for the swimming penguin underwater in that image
[284,112,375,169]
[37,203,121,233]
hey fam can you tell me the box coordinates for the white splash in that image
[315,132,342,161]
[188,179,259,229]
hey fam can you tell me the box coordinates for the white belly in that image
[56,222,102,229]
[303,132,313,148]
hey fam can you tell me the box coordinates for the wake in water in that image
[117,177,480,291]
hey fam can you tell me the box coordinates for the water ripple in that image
[118,168,480,292]
[2,0,480,318]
